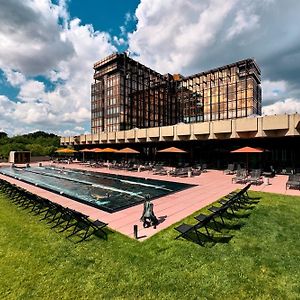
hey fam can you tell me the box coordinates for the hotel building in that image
[91,53,261,133]
[62,53,300,170]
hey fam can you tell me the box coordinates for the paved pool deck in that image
[0,162,299,240]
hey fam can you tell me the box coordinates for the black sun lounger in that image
[67,210,108,242]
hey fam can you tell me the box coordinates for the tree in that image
[0,132,8,139]
[0,131,60,159]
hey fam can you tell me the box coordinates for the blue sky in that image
[69,0,139,39]
[0,0,300,136]
[0,0,139,103]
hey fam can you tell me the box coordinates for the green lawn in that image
[0,191,300,300]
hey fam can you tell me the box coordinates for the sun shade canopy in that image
[55,148,77,153]
[100,148,118,153]
[157,147,187,153]
[117,147,140,154]
[90,148,103,152]
[230,146,264,153]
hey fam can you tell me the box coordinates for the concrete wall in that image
[60,113,300,146]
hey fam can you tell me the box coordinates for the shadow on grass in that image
[178,230,233,247]
[219,222,245,231]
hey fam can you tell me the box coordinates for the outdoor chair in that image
[31,197,52,215]
[208,184,253,223]
[286,174,300,190]
[208,204,230,225]
[218,184,252,210]
[224,163,235,175]
[170,167,190,177]
[66,210,107,242]
[152,166,168,175]
[194,213,218,235]
[39,201,62,222]
[202,164,208,172]
[174,223,203,244]
[247,169,263,185]
[51,207,77,230]
[0,179,108,242]
[191,166,201,176]
[174,217,212,245]
[232,169,248,184]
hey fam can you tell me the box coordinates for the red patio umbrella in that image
[117,147,140,162]
[157,147,187,153]
[231,146,264,170]
[79,148,93,161]
[100,148,118,153]
[117,147,140,154]
[157,147,187,166]
[231,146,264,154]
[90,148,103,153]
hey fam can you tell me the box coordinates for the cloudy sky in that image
[0,0,299,136]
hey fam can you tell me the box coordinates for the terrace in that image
[1,161,299,240]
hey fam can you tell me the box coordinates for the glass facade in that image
[179,59,262,123]
[91,53,261,134]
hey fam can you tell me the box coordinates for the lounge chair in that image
[152,166,168,175]
[174,223,203,244]
[247,169,263,185]
[174,217,211,245]
[194,213,217,235]
[66,210,107,242]
[232,169,248,184]
[286,174,300,190]
[224,163,235,175]
[202,164,208,172]
[170,167,190,177]
[191,166,201,176]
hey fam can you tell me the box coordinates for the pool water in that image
[0,166,194,213]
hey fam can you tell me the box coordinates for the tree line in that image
[0,131,60,159]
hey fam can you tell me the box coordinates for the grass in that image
[0,191,300,299]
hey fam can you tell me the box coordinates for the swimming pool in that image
[0,166,194,213]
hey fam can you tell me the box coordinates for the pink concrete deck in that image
[1,162,299,240]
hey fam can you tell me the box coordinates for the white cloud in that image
[263,98,300,115]
[226,10,259,40]
[113,36,126,46]
[0,0,74,75]
[262,80,287,105]
[0,0,116,136]
[129,0,238,73]
[19,80,46,102]
[3,69,26,86]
